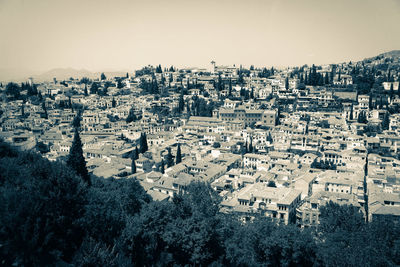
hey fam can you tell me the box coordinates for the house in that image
[136,155,154,173]
[221,183,301,224]
[296,191,361,227]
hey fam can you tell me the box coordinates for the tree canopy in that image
[1,141,400,266]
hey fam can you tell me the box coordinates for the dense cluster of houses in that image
[1,58,400,225]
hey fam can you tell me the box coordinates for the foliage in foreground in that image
[0,141,399,266]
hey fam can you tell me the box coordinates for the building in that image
[216,106,277,127]
[221,183,301,224]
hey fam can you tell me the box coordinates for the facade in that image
[216,107,277,127]
[222,183,301,224]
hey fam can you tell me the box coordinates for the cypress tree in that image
[324,73,329,84]
[131,147,138,161]
[140,132,148,154]
[382,112,390,131]
[248,138,253,153]
[349,104,354,120]
[131,158,136,174]
[166,147,174,167]
[67,128,91,185]
[285,77,289,90]
[135,146,139,160]
[42,101,48,119]
[228,78,232,96]
[186,101,191,115]
[72,114,81,129]
[267,132,273,143]
[178,90,184,113]
[160,159,165,174]
[390,83,394,100]
[166,147,174,168]
[126,107,136,123]
[176,144,182,164]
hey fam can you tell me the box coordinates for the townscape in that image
[2,51,400,265]
[3,52,400,224]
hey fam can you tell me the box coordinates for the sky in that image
[0,0,399,74]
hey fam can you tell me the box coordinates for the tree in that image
[131,158,136,174]
[357,111,367,124]
[178,90,184,113]
[156,64,163,73]
[238,72,244,85]
[186,100,191,115]
[228,78,232,96]
[101,73,106,80]
[84,85,88,96]
[349,104,354,120]
[117,79,124,89]
[160,159,165,174]
[248,138,253,153]
[6,82,21,99]
[166,147,174,167]
[316,201,368,266]
[390,83,394,100]
[90,82,99,94]
[0,143,87,266]
[35,141,50,154]
[67,128,91,185]
[176,144,182,164]
[213,142,221,148]
[324,73,330,84]
[267,180,276,187]
[285,77,289,90]
[130,148,138,162]
[139,133,148,154]
[42,101,48,119]
[72,114,81,129]
[112,97,116,108]
[134,147,139,160]
[382,112,390,131]
[267,132,273,143]
[126,107,137,123]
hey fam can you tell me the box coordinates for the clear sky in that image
[0,0,399,73]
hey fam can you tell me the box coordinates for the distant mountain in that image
[32,68,130,82]
[0,68,41,83]
[33,68,95,82]
[94,71,130,79]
